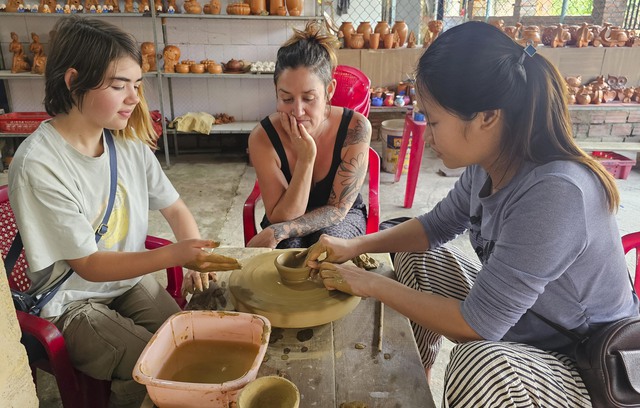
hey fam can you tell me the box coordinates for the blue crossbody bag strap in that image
[4,129,118,315]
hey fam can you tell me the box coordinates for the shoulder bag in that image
[532,308,640,407]
[4,130,118,316]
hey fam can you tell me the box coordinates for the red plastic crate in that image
[0,112,51,134]
[591,151,636,180]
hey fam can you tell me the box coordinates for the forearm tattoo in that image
[271,150,367,242]
[270,119,370,242]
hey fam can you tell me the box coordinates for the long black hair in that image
[416,21,619,211]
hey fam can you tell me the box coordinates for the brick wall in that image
[570,104,640,144]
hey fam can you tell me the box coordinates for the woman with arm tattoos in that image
[247,21,372,249]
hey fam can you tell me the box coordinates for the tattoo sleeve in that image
[271,148,368,242]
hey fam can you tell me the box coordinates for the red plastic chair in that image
[332,65,372,117]
[622,231,640,294]
[243,146,381,246]
[0,184,186,408]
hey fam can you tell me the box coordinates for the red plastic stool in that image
[394,112,427,208]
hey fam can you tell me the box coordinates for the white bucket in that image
[380,119,410,174]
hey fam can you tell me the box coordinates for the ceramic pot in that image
[207,63,223,74]
[521,26,541,45]
[175,63,190,73]
[248,0,265,14]
[391,20,408,47]
[269,0,283,15]
[356,21,373,48]
[190,63,205,73]
[202,0,220,14]
[338,21,355,48]
[285,0,301,15]
[382,32,394,49]
[349,33,364,49]
[374,20,390,36]
[369,32,380,50]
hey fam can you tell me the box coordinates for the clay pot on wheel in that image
[274,251,310,285]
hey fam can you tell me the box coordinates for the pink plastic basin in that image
[133,310,271,408]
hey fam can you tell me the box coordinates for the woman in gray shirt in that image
[305,21,639,407]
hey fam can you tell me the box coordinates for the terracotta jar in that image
[382,32,394,49]
[285,0,301,16]
[356,21,373,48]
[374,20,390,36]
[391,20,408,47]
[269,0,284,16]
[349,33,364,49]
[339,21,355,48]
[369,32,380,50]
[249,0,266,15]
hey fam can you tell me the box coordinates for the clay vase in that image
[349,33,364,49]
[382,32,394,49]
[356,21,373,48]
[391,20,408,47]
[369,32,380,50]
[248,0,265,14]
[383,92,395,106]
[269,0,284,16]
[374,20,391,36]
[285,0,301,15]
[339,21,355,48]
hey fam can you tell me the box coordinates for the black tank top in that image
[260,108,359,210]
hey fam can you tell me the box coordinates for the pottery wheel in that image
[229,250,360,328]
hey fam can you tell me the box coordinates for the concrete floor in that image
[8,144,640,407]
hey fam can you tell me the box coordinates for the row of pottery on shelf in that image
[161,45,246,74]
[178,0,302,15]
[565,75,640,104]
[489,19,639,48]
[338,21,417,49]
[0,0,304,14]
[9,31,46,74]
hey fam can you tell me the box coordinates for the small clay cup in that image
[274,251,310,285]
[237,376,300,408]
